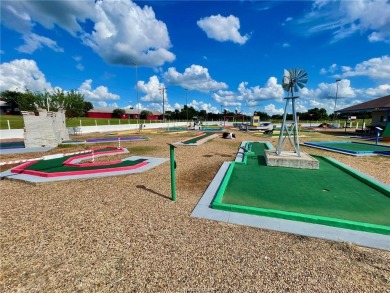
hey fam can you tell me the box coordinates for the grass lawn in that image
[0,115,163,129]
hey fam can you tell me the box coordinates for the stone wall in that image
[22,108,69,148]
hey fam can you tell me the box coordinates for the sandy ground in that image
[1,129,389,292]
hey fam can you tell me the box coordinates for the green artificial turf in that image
[23,148,146,173]
[314,142,390,152]
[182,132,216,144]
[213,142,390,234]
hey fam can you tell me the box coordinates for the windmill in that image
[276,69,308,156]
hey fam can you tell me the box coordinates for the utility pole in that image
[185,88,188,122]
[160,86,167,122]
[131,62,139,126]
[332,79,341,122]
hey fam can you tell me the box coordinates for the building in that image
[86,107,161,120]
[336,95,390,129]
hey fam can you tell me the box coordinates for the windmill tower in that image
[264,68,318,169]
[276,69,308,156]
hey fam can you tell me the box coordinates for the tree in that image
[34,90,51,110]
[253,111,270,120]
[49,88,66,109]
[17,89,40,112]
[199,110,207,120]
[306,108,328,121]
[83,101,94,116]
[1,90,24,114]
[113,108,125,118]
[61,90,85,118]
[140,110,153,119]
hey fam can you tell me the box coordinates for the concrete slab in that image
[264,150,319,169]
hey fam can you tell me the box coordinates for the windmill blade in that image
[282,77,291,91]
[282,69,292,92]
[295,69,308,80]
[290,68,308,91]
[295,69,308,88]
[282,68,308,94]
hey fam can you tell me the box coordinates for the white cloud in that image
[319,64,338,75]
[264,104,284,115]
[282,17,293,26]
[73,56,82,62]
[137,76,166,103]
[97,101,119,108]
[76,64,84,71]
[362,84,390,97]
[298,0,390,43]
[0,0,175,66]
[197,14,249,44]
[337,56,390,80]
[0,59,52,92]
[189,100,219,114]
[82,1,175,66]
[163,65,228,92]
[212,90,241,107]
[17,33,63,54]
[211,77,286,110]
[78,79,120,102]
[317,79,356,100]
[237,77,285,103]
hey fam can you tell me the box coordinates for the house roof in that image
[336,95,390,113]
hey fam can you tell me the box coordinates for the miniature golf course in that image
[86,136,149,143]
[174,132,220,146]
[11,147,147,177]
[303,141,390,156]
[211,142,390,235]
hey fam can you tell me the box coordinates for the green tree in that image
[140,110,152,119]
[34,90,52,110]
[18,89,40,112]
[253,111,270,120]
[62,90,85,118]
[306,108,328,121]
[1,90,24,114]
[49,88,66,109]
[113,108,125,118]
[83,101,94,116]
[199,109,207,120]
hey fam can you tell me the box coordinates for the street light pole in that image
[220,105,223,126]
[333,79,341,122]
[135,63,139,126]
[160,86,166,122]
[185,88,188,122]
[131,62,139,126]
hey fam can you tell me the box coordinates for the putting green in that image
[182,132,217,144]
[212,142,390,235]
[13,147,146,174]
[310,141,390,152]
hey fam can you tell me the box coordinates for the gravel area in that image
[1,130,389,292]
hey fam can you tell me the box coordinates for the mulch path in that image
[1,130,389,292]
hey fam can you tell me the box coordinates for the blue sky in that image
[1,0,389,116]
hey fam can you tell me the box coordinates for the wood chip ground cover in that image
[1,130,389,292]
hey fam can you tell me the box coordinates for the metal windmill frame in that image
[276,69,308,156]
